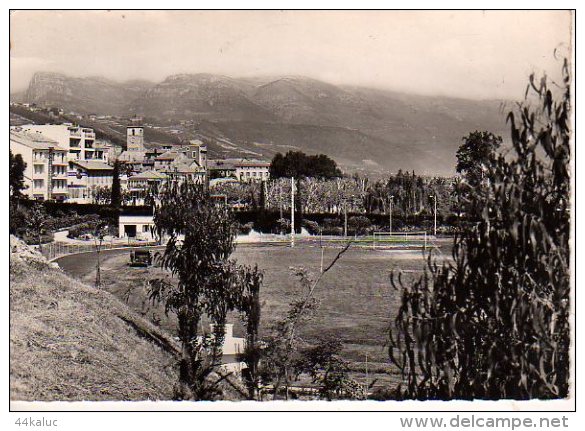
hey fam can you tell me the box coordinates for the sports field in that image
[64,239,452,390]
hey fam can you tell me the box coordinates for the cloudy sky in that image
[10,10,572,99]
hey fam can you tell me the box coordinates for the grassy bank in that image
[10,237,179,401]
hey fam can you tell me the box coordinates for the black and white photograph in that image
[7,8,575,416]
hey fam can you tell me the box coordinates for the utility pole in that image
[430,194,437,237]
[343,200,348,238]
[365,352,369,398]
[434,194,437,237]
[389,195,394,234]
[291,176,295,248]
[279,182,283,219]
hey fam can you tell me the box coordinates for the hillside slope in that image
[10,237,178,401]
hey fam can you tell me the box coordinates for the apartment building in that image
[18,124,98,162]
[10,130,69,201]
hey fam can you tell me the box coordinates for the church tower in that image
[126,125,144,152]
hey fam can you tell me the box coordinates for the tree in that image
[93,221,109,288]
[296,337,365,400]
[348,215,372,236]
[149,180,263,400]
[10,150,27,198]
[261,243,352,399]
[111,160,122,208]
[26,203,49,253]
[91,186,112,205]
[456,131,502,187]
[389,61,571,400]
[269,151,342,179]
[237,265,263,400]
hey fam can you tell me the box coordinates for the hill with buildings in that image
[16,72,511,175]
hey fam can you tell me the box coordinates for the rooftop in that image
[71,160,114,172]
[118,150,148,162]
[10,130,67,151]
[128,170,169,181]
[208,158,270,169]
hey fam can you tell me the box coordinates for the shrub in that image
[235,221,254,235]
[388,61,571,400]
[301,220,320,235]
[347,216,372,236]
[67,219,108,239]
[22,231,54,245]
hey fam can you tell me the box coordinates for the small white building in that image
[206,324,245,374]
[118,213,155,239]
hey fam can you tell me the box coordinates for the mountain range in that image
[13,71,512,175]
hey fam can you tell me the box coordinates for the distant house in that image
[153,141,207,183]
[67,160,114,203]
[118,150,150,173]
[127,170,169,205]
[208,158,270,182]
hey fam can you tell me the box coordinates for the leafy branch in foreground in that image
[148,180,263,400]
[389,59,571,400]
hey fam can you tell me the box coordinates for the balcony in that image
[69,129,82,138]
[84,132,96,139]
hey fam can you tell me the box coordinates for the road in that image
[55,247,164,278]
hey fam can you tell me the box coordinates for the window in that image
[142,225,150,233]
[33,179,44,189]
[34,164,44,174]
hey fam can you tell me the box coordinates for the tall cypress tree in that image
[111,160,121,208]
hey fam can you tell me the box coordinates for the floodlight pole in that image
[389,195,394,234]
[343,200,348,238]
[430,194,437,237]
[291,176,295,248]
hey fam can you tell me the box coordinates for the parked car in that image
[129,249,152,267]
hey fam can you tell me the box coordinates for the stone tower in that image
[126,125,144,152]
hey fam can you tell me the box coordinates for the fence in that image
[372,231,433,250]
[40,239,161,261]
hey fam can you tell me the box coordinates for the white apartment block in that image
[11,125,116,203]
[10,130,69,201]
[17,124,98,162]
